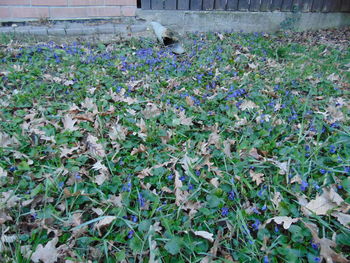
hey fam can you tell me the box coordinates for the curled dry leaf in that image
[109,123,128,141]
[62,115,78,131]
[0,132,19,148]
[193,230,214,242]
[265,216,299,230]
[223,139,235,158]
[86,134,106,158]
[94,216,116,235]
[240,100,258,111]
[178,111,193,126]
[249,170,264,186]
[210,178,219,188]
[332,212,350,229]
[142,103,161,119]
[305,188,344,215]
[31,237,58,263]
[131,144,147,156]
[303,221,350,263]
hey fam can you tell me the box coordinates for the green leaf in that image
[165,237,182,255]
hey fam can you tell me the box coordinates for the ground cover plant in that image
[0,27,349,263]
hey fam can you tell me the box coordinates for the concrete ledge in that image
[136,10,350,33]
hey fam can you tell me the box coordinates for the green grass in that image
[0,29,349,263]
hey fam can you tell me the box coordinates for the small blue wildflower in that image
[252,219,261,230]
[311,242,319,250]
[330,122,340,129]
[58,182,64,188]
[131,215,138,223]
[179,175,186,182]
[301,180,309,191]
[258,188,264,197]
[138,194,145,207]
[261,204,267,211]
[329,145,336,154]
[314,257,321,262]
[320,169,327,174]
[344,167,350,174]
[188,184,194,190]
[263,255,269,263]
[228,191,235,200]
[221,207,229,217]
[274,226,279,233]
[337,185,343,190]
[253,207,260,214]
[127,230,134,239]
[195,170,201,176]
[313,182,320,190]
[9,166,17,172]
[248,240,254,244]
[167,174,174,180]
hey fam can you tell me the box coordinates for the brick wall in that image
[0,0,137,21]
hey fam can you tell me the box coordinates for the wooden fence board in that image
[203,0,214,10]
[214,0,227,9]
[260,0,271,11]
[322,0,341,12]
[238,0,250,10]
[178,0,190,9]
[190,0,202,10]
[164,0,177,9]
[250,0,261,11]
[341,0,350,12]
[141,0,151,9]
[281,0,293,11]
[152,0,164,9]
[227,0,239,10]
[311,0,324,11]
[271,0,283,10]
[299,0,312,12]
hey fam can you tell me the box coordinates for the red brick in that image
[32,0,67,6]
[105,0,136,5]
[0,0,30,5]
[87,6,121,17]
[121,5,135,16]
[69,0,103,6]
[50,7,87,18]
[0,7,11,18]
[11,7,49,18]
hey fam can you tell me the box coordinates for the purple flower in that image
[311,242,319,250]
[252,219,261,230]
[329,145,336,154]
[138,194,145,207]
[301,180,308,191]
[221,207,229,217]
[167,174,174,180]
[9,166,17,172]
[127,230,134,239]
[228,191,235,200]
[131,215,138,223]
[195,170,201,176]
[320,169,327,175]
[263,255,269,263]
[261,204,267,211]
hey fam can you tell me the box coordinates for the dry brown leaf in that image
[62,115,78,131]
[249,170,264,186]
[142,103,161,119]
[265,216,299,229]
[305,188,344,215]
[332,212,350,229]
[94,216,116,235]
[186,96,194,106]
[303,221,350,263]
[137,167,153,179]
[59,146,79,158]
[86,135,106,158]
[208,131,220,149]
[272,191,282,207]
[210,178,220,188]
[178,111,193,126]
[193,230,214,242]
[223,139,235,158]
[108,123,127,141]
[131,144,147,155]
[240,100,258,111]
[31,237,58,263]
[107,194,123,207]
[1,190,20,208]
[0,132,19,148]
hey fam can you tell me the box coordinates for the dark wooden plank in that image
[250,0,261,11]
[164,0,177,9]
[238,0,250,10]
[281,0,293,11]
[323,0,341,12]
[341,0,350,12]
[152,0,164,9]
[227,0,239,10]
[260,0,271,11]
[190,0,202,10]
[311,0,324,12]
[214,0,227,9]
[203,0,214,10]
[141,0,151,9]
[271,0,283,10]
[293,0,312,12]
[178,0,190,9]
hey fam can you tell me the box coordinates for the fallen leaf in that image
[265,216,299,229]
[272,191,282,207]
[62,115,78,131]
[240,100,258,111]
[210,178,219,188]
[305,188,344,215]
[86,134,106,158]
[94,216,116,235]
[108,123,127,141]
[193,231,214,242]
[332,212,350,229]
[249,170,264,186]
[178,111,193,126]
[303,221,350,263]
[0,167,7,178]
[223,139,235,158]
[0,132,19,148]
[142,103,161,119]
[31,237,58,263]
[131,144,147,155]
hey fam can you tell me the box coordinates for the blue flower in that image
[195,170,201,176]
[9,166,17,172]
[138,194,145,207]
[228,191,235,200]
[131,215,138,223]
[167,174,174,180]
[311,242,319,250]
[221,207,229,217]
[301,180,309,191]
[127,230,134,239]
[252,219,261,230]
[329,145,336,154]
[320,169,327,174]
[263,255,269,263]
[314,257,321,262]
